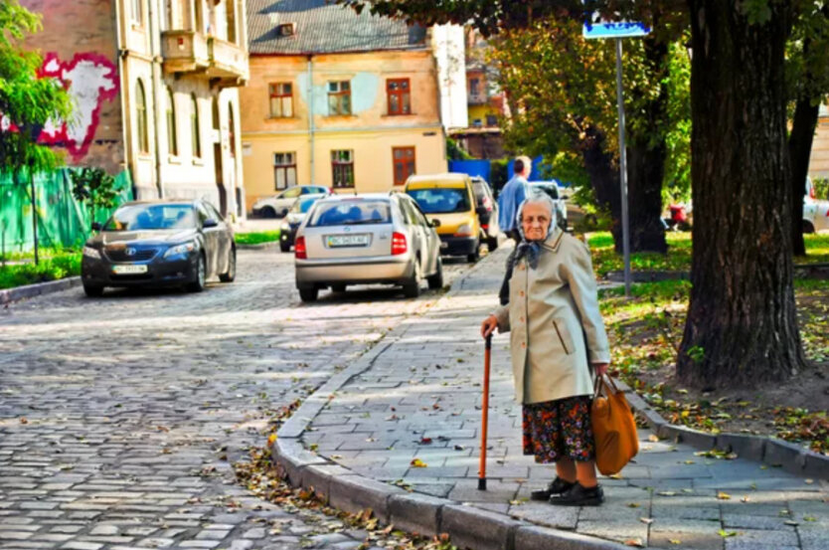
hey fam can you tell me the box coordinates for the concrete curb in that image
[605,262,828,283]
[0,276,82,305]
[236,241,280,250]
[619,380,829,479]
[274,248,628,550]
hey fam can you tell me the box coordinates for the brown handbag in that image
[591,374,639,476]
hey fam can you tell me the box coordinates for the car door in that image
[205,202,231,273]
[406,198,439,274]
[196,202,220,276]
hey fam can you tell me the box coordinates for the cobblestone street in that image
[0,249,473,550]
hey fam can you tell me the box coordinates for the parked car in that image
[294,193,443,302]
[804,177,829,233]
[404,173,484,262]
[81,199,235,297]
[251,185,330,218]
[470,176,500,250]
[280,193,329,252]
[528,181,568,230]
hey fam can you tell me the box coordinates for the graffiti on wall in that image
[37,52,119,159]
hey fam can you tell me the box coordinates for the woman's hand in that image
[594,362,609,377]
[481,315,498,339]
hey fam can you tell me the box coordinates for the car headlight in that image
[82,246,101,259]
[164,242,195,258]
[455,224,474,237]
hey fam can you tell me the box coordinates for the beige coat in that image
[494,227,610,404]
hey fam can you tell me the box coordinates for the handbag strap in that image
[593,373,620,398]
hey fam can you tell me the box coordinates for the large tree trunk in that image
[677,1,806,389]
[788,97,819,256]
[577,124,622,238]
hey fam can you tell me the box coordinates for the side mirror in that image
[430,219,441,228]
[91,222,102,231]
[203,218,219,229]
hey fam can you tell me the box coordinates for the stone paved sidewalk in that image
[303,245,829,550]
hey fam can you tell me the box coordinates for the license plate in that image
[326,234,370,247]
[112,264,148,274]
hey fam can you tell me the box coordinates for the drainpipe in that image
[148,0,164,197]
[307,55,315,185]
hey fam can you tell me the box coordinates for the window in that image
[190,94,201,158]
[469,78,480,96]
[132,0,143,25]
[331,150,354,188]
[269,82,293,118]
[228,105,236,157]
[166,87,178,156]
[273,152,297,190]
[392,147,415,186]
[406,188,471,214]
[486,114,498,127]
[386,78,411,115]
[278,23,296,36]
[328,81,351,115]
[135,80,149,154]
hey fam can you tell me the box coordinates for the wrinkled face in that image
[521,202,552,241]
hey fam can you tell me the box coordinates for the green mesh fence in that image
[0,169,133,255]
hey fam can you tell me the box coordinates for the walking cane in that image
[478,333,492,491]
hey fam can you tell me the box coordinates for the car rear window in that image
[307,201,392,226]
[407,188,471,214]
[104,204,196,231]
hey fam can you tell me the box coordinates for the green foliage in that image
[813,177,829,200]
[446,137,473,160]
[786,2,829,110]
[0,252,81,290]
[235,230,281,245]
[0,0,72,174]
[663,40,692,203]
[70,168,119,220]
[489,158,509,192]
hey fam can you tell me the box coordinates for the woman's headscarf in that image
[512,191,558,270]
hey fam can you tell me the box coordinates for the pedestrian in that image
[480,192,611,507]
[497,156,531,305]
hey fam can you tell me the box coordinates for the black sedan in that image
[81,199,236,297]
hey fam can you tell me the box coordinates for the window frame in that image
[327,80,352,116]
[165,87,178,157]
[386,78,411,116]
[190,94,201,159]
[135,79,149,155]
[273,152,297,191]
[331,149,354,189]
[268,82,293,118]
[132,0,143,25]
[392,146,415,186]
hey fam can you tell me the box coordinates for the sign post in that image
[584,16,650,297]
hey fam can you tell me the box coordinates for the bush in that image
[235,231,280,245]
[0,252,81,290]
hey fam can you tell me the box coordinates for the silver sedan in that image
[294,193,443,302]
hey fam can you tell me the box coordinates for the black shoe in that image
[530,477,576,501]
[548,482,604,506]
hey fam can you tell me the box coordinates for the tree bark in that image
[788,97,819,255]
[678,1,806,389]
[576,124,622,240]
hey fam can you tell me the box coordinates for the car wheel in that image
[83,284,104,297]
[467,242,481,263]
[280,240,291,253]
[219,247,236,282]
[187,254,207,292]
[402,259,422,298]
[299,288,318,302]
[280,208,289,218]
[427,257,444,290]
[331,284,346,293]
[487,236,499,251]
[803,220,816,234]
[261,206,277,219]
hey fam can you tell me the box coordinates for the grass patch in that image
[588,231,829,276]
[235,230,280,245]
[0,253,81,290]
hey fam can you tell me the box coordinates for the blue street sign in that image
[583,20,650,39]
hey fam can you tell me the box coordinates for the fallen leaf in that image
[410,458,428,468]
[648,434,660,442]
[624,538,645,547]
[627,502,641,508]
[639,517,654,524]
[717,530,738,538]
[267,433,277,447]
[717,492,731,500]
[669,539,681,545]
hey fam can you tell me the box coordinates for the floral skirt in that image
[522,395,595,464]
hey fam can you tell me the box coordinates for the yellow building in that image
[809,102,829,179]
[241,0,447,212]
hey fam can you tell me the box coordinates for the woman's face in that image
[521,202,552,240]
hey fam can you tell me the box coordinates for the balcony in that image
[206,37,249,87]
[161,30,210,74]
[468,93,488,106]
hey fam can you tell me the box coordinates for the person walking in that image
[497,156,531,304]
[480,192,611,507]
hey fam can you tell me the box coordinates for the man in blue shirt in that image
[498,156,531,239]
[498,156,531,304]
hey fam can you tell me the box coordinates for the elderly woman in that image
[481,192,610,507]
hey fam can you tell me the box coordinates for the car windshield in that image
[292,196,324,214]
[308,201,392,226]
[103,204,196,231]
[531,183,559,200]
[407,188,471,214]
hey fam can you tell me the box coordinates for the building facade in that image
[21,0,248,218]
[241,0,447,211]
[809,103,829,179]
